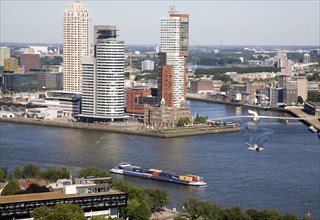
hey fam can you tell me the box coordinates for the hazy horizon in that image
[1,0,319,46]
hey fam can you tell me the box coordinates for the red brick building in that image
[20,54,40,73]
[126,88,152,114]
[161,65,174,107]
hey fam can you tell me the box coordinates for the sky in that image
[0,0,319,46]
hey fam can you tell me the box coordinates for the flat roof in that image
[0,189,125,204]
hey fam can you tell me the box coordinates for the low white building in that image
[26,107,63,119]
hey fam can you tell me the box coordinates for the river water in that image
[0,100,319,218]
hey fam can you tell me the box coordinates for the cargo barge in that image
[110,163,207,187]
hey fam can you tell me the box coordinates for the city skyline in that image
[1,0,319,46]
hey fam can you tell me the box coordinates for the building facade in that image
[20,54,40,73]
[1,73,38,92]
[3,58,18,72]
[35,72,63,90]
[303,54,311,63]
[63,1,91,92]
[0,184,127,219]
[141,60,155,71]
[144,102,192,127]
[80,25,126,122]
[0,47,10,66]
[160,12,189,107]
[126,87,152,114]
[161,65,175,107]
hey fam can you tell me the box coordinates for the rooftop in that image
[0,188,125,204]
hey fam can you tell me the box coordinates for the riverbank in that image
[0,117,240,138]
[186,93,286,112]
[187,93,320,132]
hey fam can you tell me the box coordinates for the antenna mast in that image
[168,5,178,14]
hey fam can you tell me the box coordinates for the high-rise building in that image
[303,54,311,63]
[141,60,154,71]
[0,47,10,66]
[80,25,126,122]
[63,1,91,92]
[160,10,189,107]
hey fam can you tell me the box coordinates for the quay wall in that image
[0,117,240,138]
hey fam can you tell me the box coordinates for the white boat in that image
[245,142,264,151]
[308,126,317,133]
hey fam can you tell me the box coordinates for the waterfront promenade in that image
[0,117,240,138]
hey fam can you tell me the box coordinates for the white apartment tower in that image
[303,54,311,63]
[81,26,125,122]
[160,9,189,107]
[63,1,91,92]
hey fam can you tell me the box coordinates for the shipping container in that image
[179,175,193,182]
[153,172,159,176]
[159,172,174,177]
[186,175,200,181]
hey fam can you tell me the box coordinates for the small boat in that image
[110,163,207,187]
[245,142,264,151]
[308,126,317,133]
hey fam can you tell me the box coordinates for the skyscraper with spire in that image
[63,1,91,92]
[160,7,189,107]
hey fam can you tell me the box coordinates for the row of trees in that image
[29,195,309,220]
[111,180,170,220]
[3,164,71,182]
[178,197,311,220]
[195,67,280,75]
[40,56,63,66]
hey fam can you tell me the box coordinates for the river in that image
[0,100,319,218]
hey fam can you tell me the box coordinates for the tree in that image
[0,169,6,182]
[126,199,151,220]
[24,183,50,194]
[147,188,170,211]
[177,117,191,127]
[14,166,22,179]
[220,83,229,93]
[193,115,207,124]
[282,214,299,220]
[38,167,70,182]
[30,206,52,220]
[258,209,282,220]
[307,91,320,102]
[22,163,40,178]
[31,203,86,220]
[219,206,251,220]
[183,198,203,220]
[78,166,111,178]
[174,217,188,220]
[1,180,22,196]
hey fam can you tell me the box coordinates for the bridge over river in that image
[208,109,320,132]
